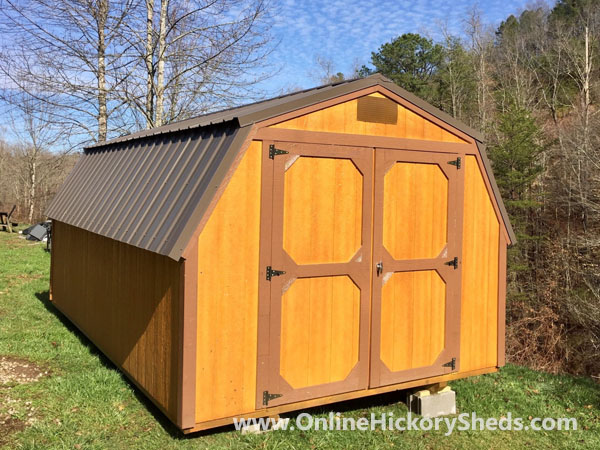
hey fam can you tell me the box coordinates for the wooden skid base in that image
[184,367,497,433]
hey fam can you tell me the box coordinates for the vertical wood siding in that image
[460,156,500,372]
[51,221,182,422]
[195,140,262,422]
[271,93,466,143]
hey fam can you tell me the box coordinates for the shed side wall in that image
[51,221,182,422]
[195,140,262,423]
[459,155,500,372]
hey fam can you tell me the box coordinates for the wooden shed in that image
[47,74,515,432]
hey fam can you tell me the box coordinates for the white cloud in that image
[260,0,531,92]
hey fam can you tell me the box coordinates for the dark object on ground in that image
[26,221,51,242]
[22,224,36,235]
[0,205,17,232]
[27,224,47,241]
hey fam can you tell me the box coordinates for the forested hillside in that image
[357,0,600,376]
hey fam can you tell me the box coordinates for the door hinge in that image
[263,390,283,406]
[266,266,286,281]
[443,357,456,371]
[448,157,461,169]
[269,144,289,159]
[444,257,458,269]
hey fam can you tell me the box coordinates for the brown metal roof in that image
[84,74,484,151]
[47,122,251,260]
[47,74,513,260]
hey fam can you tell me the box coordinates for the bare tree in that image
[465,7,494,132]
[438,27,476,122]
[1,0,275,142]
[0,0,134,144]
[6,97,72,222]
[311,55,346,85]
[118,0,275,129]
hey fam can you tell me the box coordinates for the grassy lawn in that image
[0,229,599,449]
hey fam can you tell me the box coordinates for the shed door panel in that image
[257,142,372,408]
[370,149,464,387]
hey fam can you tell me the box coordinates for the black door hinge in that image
[266,266,286,281]
[443,357,456,371]
[263,390,283,406]
[444,257,458,269]
[448,157,461,169]
[269,144,289,159]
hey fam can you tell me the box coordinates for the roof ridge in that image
[85,75,382,151]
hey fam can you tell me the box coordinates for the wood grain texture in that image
[380,271,445,372]
[383,162,448,260]
[51,220,182,422]
[185,367,497,432]
[271,94,466,143]
[283,157,363,264]
[280,276,361,388]
[195,140,261,422]
[459,155,500,372]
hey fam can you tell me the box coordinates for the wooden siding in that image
[280,276,361,388]
[186,367,497,432]
[270,93,466,143]
[51,221,182,422]
[459,155,500,372]
[382,161,448,260]
[381,270,446,372]
[195,140,262,423]
[283,156,363,264]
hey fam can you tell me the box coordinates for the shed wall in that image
[51,221,182,423]
[460,156,500,371]
[269,96,503,375]
[195,140,262,423]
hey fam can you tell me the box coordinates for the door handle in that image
[376,261,383,276]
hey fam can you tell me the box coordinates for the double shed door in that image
[257,141,464,409]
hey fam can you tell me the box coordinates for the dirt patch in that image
[0,357,45,444]
[0,356,49,385]
[0,416,26,446]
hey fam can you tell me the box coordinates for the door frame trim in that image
[256,141,374,409]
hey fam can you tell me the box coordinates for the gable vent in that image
[357,96,398,125]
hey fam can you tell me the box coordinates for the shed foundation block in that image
[407,384,456,418]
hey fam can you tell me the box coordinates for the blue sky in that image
[261,0,542,93]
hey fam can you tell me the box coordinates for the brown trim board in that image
[256,139,275,412]
[369,148,464,387]
[178,239,198,429]
[255,128,473,154]
[259,142,373,408]
[497,233,507,367]
[255,85,473,144]
[183,367,498,433]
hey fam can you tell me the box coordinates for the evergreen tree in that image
[359,33,443,103]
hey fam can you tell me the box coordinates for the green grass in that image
[0,230,599,449]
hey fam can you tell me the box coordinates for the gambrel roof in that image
[47,74,514,260]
